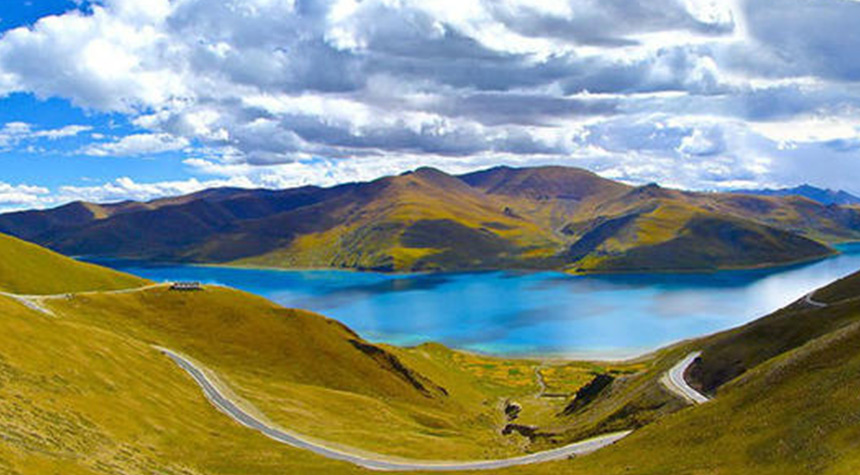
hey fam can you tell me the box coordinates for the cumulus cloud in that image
[0,121,92,149]
[0,0,858,200]
[56,175,251,203]
[82,133,190,156]
[0,182,51,212]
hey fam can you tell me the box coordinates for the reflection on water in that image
[86,243,860,359]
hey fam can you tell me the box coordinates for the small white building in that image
[170,281,203,291]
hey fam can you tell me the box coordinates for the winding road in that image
[0,283,168,316]
[804,291,828,308]
[159,347,632,471]
[661,352,709,405]
[3,283,711,469]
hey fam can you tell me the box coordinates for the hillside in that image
[0,237,656,472]
[566,201,835,272]
[491,269,860,475]
[0,166,857,273]
[3,233,860,473]
[0,231,146,294]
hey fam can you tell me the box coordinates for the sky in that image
[0,0,859,212]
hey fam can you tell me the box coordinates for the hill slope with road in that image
[2,234,860,473]
[0,233,657,472]
[494,268,860,475]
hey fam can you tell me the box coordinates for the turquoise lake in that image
[88,243,860,359]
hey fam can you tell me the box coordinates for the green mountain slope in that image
[0,166,857,273]
[566,202,835,272]
[0,232,146,294]
[0,293,364,474]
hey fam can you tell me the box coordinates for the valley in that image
[3,2,859,473]
[2,224,860,473]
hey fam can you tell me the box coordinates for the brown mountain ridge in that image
[0,165,857,273]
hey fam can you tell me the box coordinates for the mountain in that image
[734,184,860,206]
[1,166,858,273]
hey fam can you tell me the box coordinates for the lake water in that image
[88,243,860,359]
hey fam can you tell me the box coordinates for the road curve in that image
[804,292,828,308]
[159,347,632,471]
[0,284,166,317]
[661,352,709,405]
[0,291,56,316]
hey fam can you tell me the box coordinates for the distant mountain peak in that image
[733,184,860,206]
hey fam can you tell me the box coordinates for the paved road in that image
[0,284,168,317]
[159,348,632,471]
[804,292,828,308]
[661,352,709,405]
[0,291,56,316]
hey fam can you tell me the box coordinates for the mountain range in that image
[733,184,860,206]
[1,166,859,273]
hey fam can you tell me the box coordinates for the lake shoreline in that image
[77,241,860,277]
[79,245,860,359]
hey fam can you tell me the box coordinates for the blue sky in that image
[0,0,859,211]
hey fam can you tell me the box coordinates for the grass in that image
[810,270,860,304]
[40,285,635,461]
[14,276,860,474]
[5,230,860,473]
[0,232,146,295]
[490,300,860,475]
[0,295,361,474]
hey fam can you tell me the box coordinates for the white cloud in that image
[0,0,858,200]
[0,121,92,148]
[678,127,723,156]
[33,124,93,139]
[0,182,50,212]
[748,115,860,145]
[82,133,190,156]
[56,176,253,203]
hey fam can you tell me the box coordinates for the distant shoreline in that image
[80,242,852,277]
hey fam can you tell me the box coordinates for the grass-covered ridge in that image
[1,166,857,274]
[0,231,146,294]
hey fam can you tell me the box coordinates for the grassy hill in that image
[491,269,860,475]
[0,235,646,470]
[0,292,366,474]
[0,232,146,294]
[3,234,860,473]
[0,166,857,274]
[567,201,835,272]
